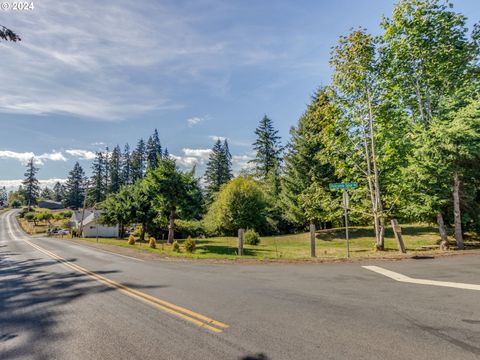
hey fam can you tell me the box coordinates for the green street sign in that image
[329,182,358,190]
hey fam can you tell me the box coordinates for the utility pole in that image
[79,180,90,237]
[329,182,357,259]
[343,189,350,258]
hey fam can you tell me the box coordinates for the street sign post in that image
[329,182,358,258]
[328,182,358,190]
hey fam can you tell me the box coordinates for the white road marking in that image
[363,265,480,291]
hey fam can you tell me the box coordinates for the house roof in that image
[72,210,95,222]
[72,209,117,228]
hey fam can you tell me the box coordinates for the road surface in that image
[1,210,479,359]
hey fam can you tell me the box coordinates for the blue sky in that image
[0,0,478,190]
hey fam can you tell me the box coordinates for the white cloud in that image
[37,152,67,162]
[232,154,255,174]
[66,149,96,160]
[171,148,212,168]
[208,135,227,142]
[187,117,203,127]
[0,178,67,192]
[182,148,212,159]
[0,150,66,165]
[171,155,199,167]
[0,150,35,164]
[0,1,315,121]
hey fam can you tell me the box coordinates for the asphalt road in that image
[1,210,480,360]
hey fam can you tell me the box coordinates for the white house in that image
[71,210,119,238]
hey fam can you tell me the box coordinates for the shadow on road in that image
[0,254,163,359]
[241,354,269,360]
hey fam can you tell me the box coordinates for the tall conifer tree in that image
[122,143,131,185]
[22,158,40,210]
[251,115,283,179]
[204,139,232,198]
[130,139,146,183]
[109,145,122,193]
[146,129,162,170]
[65,162,86,209]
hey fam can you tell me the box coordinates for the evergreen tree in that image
[145,158,203,243]
[104,146,110,194]
[53,182,66,203]
[89,151,107,204]
[0,187,7,207]
[130,139,146,183]
[146,129,162,170]
[122,143,132,185]
[251,115,283,179]
[40,187,55,200]
[22,158,40,210]
[204,139,233,198]
[221,140,233,183]
[281,88,340,229]
[65,162,86,209]
[109,145,122,193]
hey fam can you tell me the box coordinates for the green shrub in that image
[183,236,196,253]
[203,177,267,235]
[149,237,157,249]
[132,226,142,237]
[24,212,35,222]
[175,219,205,238]
[128,235,136,245]
[36,212,53,223]
[172,240,180,252]
[11,200,22,208]
[18,208,29,218]
[71,227,79,237]
[53,213,63,221]
[244,229,260,245]
[61,210,72,218]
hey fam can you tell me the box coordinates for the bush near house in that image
[184,236,196,253]
[149,237,157,249]
[172,240,180,252]
[244,229,260,245]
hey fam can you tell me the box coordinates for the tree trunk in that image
[414,72,425,123]
[118,223,124,239]
[361,123,380,248]
[167,206,176,244]
[452,173,464,250]
[140,223,146,242]
[378,217,385,250]
[366,87,385,250]
[436,213,448,250]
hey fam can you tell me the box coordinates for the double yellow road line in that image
[23,237,229,333]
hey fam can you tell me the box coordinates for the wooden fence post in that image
[238,228,244,256]
[391,219,406,254]
[310,222,316,257]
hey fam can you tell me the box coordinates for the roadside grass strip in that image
[363,265,480,291]
[6,213,229,333]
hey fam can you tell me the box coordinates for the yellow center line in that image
[6,215,229,333]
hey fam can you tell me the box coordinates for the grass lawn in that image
[65,224,480,260]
